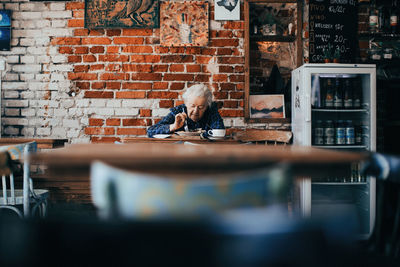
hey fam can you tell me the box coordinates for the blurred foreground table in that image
[29,143,369,203]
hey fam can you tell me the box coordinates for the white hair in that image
[182,84,213,107]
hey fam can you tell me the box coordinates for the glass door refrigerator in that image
[291,63,376,238]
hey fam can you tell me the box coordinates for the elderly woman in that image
[147,84,225,137]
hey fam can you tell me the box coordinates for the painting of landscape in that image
[250,94,285,118]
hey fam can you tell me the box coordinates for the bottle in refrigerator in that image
[345,120,355,145]
[325,78,334,109]
[355,124,363,145]
[353,78,362,109]
[336,120,346,145]
[324,120,335,145]
[333,78,343,109]
[313,120,324,145]
[311,76,322,108]
[343,79,353,109]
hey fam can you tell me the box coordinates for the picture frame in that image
[214,0,240,20]
[160,1,209,47]
[249,94,285,119]
[0,10,11,51]
[84,0,159,29]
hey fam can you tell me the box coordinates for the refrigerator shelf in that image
[312,182,368,185]
[313,145,368,149]
[312,109,368,112]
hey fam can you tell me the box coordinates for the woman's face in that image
[186,96,207,122]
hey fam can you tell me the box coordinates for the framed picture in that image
[214,0,240,20]
[85,0,159,29]
[160,1,209,47]
[249,94,285,119]
[0,10,11,51]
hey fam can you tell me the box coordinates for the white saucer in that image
[153,134,172,139]
[208,136,225,140]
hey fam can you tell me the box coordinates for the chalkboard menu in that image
[309,0,358,63]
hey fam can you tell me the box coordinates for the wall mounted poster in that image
[250,94,285,118]
[85,0,159,28]
[214,0,240,20]
[0,10,11,51]
[160,1,209,47]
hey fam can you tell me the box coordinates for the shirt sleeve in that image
[207,103,225,130]
[147,106,182,138]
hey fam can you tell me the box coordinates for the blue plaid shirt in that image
[147,103,225,138]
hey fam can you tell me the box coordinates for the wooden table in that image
[0,138,68,149]
[122,136,239,144]
[30,143,369,203]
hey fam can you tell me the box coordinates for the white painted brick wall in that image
[5,100,28,107]
[2,82,27,90]
[4,126,20,136]
[20,74,35,81]
[3,74,19,81]
[37,128,51,136]
[152,109,170,117]
[5,108,20,116]
[4,91,19,98]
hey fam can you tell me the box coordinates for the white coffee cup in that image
[207,129,226,137]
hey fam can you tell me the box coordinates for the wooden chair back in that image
[91,161,291,220]
[232,129,292,145]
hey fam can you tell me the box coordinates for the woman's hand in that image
[169,113,187,132]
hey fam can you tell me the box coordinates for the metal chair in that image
[362,153,400,259]
[90,161,291,220]
[0,141,48,218]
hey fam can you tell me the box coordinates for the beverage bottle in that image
[379,5,390,33]
[390,0,399,34]
[314,120,324,145]
[335,120,346,145]
[311,76,322,108]
[333,78,343,109]
[369,1,380,33]
[353,78,362,109]
[325,78,334,109]
[345,120,355,145]
[355,123,363,145]
[343,79,353,109]
[324,120,335,145]
[378,5,384,33]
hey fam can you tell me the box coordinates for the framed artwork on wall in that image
[0,10,11,51]
[214,0,240,20]
[160,1,209,47]
[85,0,159,29]
[249,94,285,118]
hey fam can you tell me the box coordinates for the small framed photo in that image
[250,94,285,118]
[0,10,11,51]
[214,0,240,20]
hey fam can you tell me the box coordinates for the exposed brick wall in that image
[1,0,291,143]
